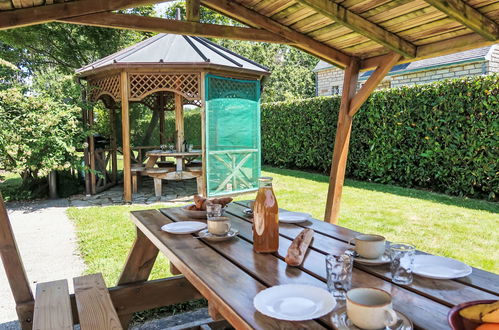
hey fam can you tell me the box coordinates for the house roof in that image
[76,33,270,76]
[314,45,496,78]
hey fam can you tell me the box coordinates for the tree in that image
[161,2,319,102]
[0,7,155,74]
[0,88,87,186]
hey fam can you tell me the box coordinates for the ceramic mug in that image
[349,234,386,259]
[346,287,398,329]
[207,216,231,236]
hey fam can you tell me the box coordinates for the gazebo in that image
[77,33,270,202]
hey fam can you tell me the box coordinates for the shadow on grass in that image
[263,166,499,214]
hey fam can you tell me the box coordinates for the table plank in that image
[233,201,499,296]
[131,209,325,330]
[161,207,451,330]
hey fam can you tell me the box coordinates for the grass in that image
[67,166,499,285]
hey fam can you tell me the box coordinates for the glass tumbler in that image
[325,252,354,300]
[206,203,222,219]
[390,243,415,285]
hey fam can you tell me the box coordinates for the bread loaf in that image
[285,229,314,266]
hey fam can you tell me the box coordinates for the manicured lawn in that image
[67,166,499,287]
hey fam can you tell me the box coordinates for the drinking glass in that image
[206,203,222,219]
[188,144,193,152]
[390,243,415,285]
[325,252,354,300]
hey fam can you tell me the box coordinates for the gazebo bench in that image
[33,273,122,330]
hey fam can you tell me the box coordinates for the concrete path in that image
[0,199,86,329]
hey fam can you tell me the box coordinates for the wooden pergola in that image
[0,1,498,327]
[1,0,498,222]
[76,33,268,201]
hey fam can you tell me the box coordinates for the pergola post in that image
[325,53,401,223]
[324,59,360,224]
[0,194,34,330]
[121,71,132,203]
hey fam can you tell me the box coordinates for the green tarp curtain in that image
[205,74,261,197]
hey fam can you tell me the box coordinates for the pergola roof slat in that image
[0,0,497,69]
[423,0,499,40]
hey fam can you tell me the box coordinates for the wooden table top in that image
[145,150,202,157]
[130,202,499,330]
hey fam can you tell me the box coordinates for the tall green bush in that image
[262,75,498,200]
[0,88,86,185]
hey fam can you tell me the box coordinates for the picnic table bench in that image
[120,201,499,329]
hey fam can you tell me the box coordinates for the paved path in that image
[0,199,86,329]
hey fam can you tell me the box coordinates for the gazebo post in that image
[88,107,97,195]
[324,53,401,224]
[121,71,132,203]
[200,72,207,196]
[110,106,118,185]
[175,93,185,152]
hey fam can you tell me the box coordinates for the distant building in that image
[314,45,499,96]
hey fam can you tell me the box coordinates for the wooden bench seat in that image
[33,273,122,330]
[33,280,73,330]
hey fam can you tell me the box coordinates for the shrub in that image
[262,75,499,200]
[0,88,87,187]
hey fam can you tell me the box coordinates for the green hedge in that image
[262,75,498,200]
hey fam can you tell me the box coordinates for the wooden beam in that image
[0,194,34,330]
[361,33,495,70]
[423,0,499,41]
[0,0,163,30]
[324,59,359,224]
[201,0,351,68]
[60,12,290,44]
[120,71,132,203]
[349,53,401,116]
[186,0,201,22]
[295,0,416,58]
[117,226,159,327]
[325,53,400,223]
[175,93,185,152]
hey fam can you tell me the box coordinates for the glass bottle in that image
[253,177,279,253]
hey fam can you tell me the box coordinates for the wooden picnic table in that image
[122,201,499,329]
[145,150,202,172]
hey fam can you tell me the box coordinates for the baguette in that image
[285,229,314,266]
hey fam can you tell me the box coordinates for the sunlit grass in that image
[67,166,498,286]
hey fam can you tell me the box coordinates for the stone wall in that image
[316,67,344,96]
[316,56,495,96]
[488,46,499,73]
[390,61,487,87]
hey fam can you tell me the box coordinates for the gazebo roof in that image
[76,33,270,76]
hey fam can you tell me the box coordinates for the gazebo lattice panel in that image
[129,73,201,101]
[88,74,121,102]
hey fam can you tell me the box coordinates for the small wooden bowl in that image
[448,300,497,330]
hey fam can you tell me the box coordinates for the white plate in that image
[279,211,312,223]
[161,221,207,234]
[354,254,390,265]
[413,255,472,279]
[253,284,336,321]
[197,229,239,241]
